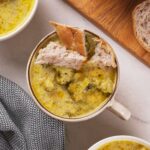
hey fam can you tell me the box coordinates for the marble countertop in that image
[0,0,150,150]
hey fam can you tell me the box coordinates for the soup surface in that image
[97,140,150,150]
[0,0,35,35]
[30,32,117,118]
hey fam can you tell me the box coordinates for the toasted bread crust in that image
[71,28,86,56]
[132,0,150,52]
[50,21,87,56]
[50,22,74,49]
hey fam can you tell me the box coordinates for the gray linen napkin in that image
[0,75,64,150]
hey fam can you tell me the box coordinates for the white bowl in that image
[89,135,150,150]
[0,0,38,41]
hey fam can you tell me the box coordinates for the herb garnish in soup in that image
[29,22,117,118]
[97,140,150,150]
[0,0,35,35]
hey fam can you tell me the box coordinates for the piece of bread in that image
[50,21,87,56]
[35,42,86,70]
[90,38,117,68]
[132,0,150,52]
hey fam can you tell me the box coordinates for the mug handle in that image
[108,98,131,120]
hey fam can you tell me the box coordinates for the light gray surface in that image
[0,0,150,150]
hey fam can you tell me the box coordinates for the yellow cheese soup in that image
[98,140,150,150]
[0,0,35,35]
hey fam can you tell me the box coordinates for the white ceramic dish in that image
[0,0,38,41]
[26,30,131,122]
[88,135,150,150]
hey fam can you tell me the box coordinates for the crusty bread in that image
[90,38,116,68]
[50,21,87,56]
[132,0,150,52]
[35,42,86,70]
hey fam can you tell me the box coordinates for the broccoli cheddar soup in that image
[97,141,150,150]
[29,22,117,118]
[0,0,35,35]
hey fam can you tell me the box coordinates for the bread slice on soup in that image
[50,21,87,56]
[35,41,86,70]
[89,38,116,68]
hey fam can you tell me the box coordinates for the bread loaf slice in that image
[132,0,150,52]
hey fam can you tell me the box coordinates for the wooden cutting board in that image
[66,0,150,67]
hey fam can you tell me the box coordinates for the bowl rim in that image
[26,29,120,122]
[0,0,39,41]
[88,135,150,150]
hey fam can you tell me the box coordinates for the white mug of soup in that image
[26,27,131,122]
[88,135,150,150]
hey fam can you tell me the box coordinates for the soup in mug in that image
[29,22,117,118]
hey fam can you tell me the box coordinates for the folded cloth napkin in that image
[0,75,64,150]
